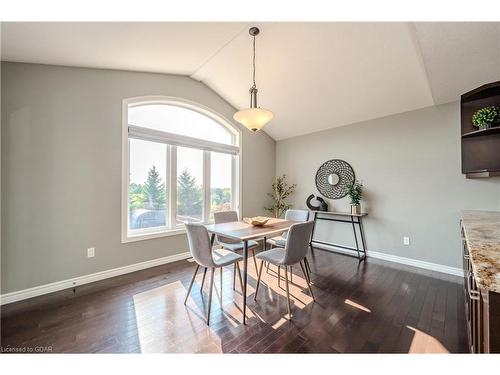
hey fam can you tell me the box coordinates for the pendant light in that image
[233,27,274,132]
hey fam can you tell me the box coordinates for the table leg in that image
[350,215,361,260]
[263,237,269,274]
[242,240,248,325]
[210,233,215,246]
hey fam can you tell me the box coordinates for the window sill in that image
[122,227,187,243]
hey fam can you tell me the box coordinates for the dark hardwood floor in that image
[0,248,468,353]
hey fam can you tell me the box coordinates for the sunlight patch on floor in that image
[133,280,223,353]
[406,325,449,353]
[344,299,371,313]
[272,317,288,329]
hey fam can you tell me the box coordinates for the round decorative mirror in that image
[327,173,340,185]
[315,159,355,199]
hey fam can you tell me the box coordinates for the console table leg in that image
[350,215,362,261]
[358,217,367,260]
[309,212,317,255]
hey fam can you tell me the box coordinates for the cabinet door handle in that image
[467,271,480,301]
[469,288,480,301]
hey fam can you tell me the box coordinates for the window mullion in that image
[165,144,170,229]
[169,145,177,229]
[231,154,238,215]
[126,138,131,233]
[203,151,211,223]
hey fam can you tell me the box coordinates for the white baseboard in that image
[0,252,191,306]
[312,242,462,277]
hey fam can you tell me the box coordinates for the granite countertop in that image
[461,210,500,293]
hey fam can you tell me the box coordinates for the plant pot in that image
[478,123,492,130]
[351,204,361,215]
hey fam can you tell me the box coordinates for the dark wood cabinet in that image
[461,220,500,353]
[461,81,500,178]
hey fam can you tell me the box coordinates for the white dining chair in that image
[184,222,244,325]
[266,209,309,247]
[254,221,315,320]
[266,209,312,279]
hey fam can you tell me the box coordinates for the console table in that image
[309,210,368,261]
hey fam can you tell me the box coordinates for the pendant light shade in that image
[233,27,274,132]
[233,107,274,132]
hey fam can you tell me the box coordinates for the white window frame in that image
[121,96,242,243]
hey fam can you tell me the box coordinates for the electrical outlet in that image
[87,247,95,258]
[403,237,410,246]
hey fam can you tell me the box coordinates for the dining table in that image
[204,218,297,324]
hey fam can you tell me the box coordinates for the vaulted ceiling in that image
[2,22,500,140]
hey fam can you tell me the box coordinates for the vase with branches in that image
[265,175,297,218]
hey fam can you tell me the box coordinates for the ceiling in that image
[2,22,499,140]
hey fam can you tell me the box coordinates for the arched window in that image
[122,97,240,242]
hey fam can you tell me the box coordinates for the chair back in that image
[285,209,309,222]
[185,223,215,268]
[214,210,240,244]
[283,209,309,239]
[283,221,315,265]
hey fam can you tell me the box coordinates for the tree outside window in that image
[129,165,167,229]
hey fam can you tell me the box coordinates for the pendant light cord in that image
[252,34,256,89]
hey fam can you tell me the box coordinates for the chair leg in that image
[300,261,315,301]
[284,266,292,320]
[200,267,207,292]
[302,259,310,283]
[235,262,244,292]
[220,267,223,302]
[301,260,311,285]
[266,262,270,274]
[303,261,309,281]
[233,263,236,290]
[207,268,215,325]
[309,245,315,255]
[290,265,293,284]
[184,264,200,305]
[304,257,311,275]
[254,261,265,301]
[278,266,281,288]
[251,248,258,274]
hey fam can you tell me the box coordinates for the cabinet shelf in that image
[462,126,500,138]
[461,81,500,175]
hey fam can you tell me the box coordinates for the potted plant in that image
[472,106,500,130]
[265,174,297,218]
[347,180,363,215]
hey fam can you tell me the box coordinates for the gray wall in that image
[1,62,276,294]
[276,102,500,269]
